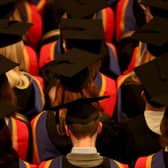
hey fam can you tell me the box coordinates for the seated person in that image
[119,44,168,164]
[39,96,128,168]
[130,48,168,168]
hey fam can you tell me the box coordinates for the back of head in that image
[134,53,168,107]
[60,18,105,54]
[48,96,107,139]
[132,16,168,58]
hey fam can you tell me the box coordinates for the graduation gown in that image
[39,155,128,168]
[131,150,168,168]
[23,45,39,75]
[31,110,124,164]
[8,116,30,161]
[119,114,161,164]
[115,0,145,41]
[96,72,117,117]
[0,159,38,168]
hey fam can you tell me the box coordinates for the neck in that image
[72,135,97,148]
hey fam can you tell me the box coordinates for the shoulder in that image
[107,158,129,168]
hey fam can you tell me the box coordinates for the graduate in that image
[130,49,168,168]
[116,0,168,121]
[40,19,117,118]
[0,19,45,120]
[39,96,128,168]
[119,15,168,164]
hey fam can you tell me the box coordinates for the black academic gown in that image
[119,114,161,164]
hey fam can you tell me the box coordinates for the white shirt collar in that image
[71,147,97,154]
[144,110,164,135]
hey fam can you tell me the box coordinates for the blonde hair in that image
[0,41,25,71]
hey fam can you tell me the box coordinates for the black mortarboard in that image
[48,96,109,124]
[40,48,101,91]
[54,0,107,18]
[0,0,16,19]
[60,19,105,54]
[0,55,19,75]
[134,54,168,106]
[131,17,168,57]
[140,0,168,17]
[60,18,104,41]
[0,103,18,129]
[0,20,31,47]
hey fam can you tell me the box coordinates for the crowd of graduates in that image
[0,0,168,167]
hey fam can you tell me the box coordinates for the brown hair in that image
[0,41,25,71]
[68,119,100,139]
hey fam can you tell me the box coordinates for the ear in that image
[141,90,146,102]
[97,121,102,134]
[65,125,70,136]
[141,90,144,97]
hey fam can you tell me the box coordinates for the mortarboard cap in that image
[60,19,105,53]
[131,17,168,57]
[60,18,104,41]
[0,20,31,47]
[54,0,107,18]
[0,0,16,19]
[134,53,168,106]
[140,0,168,17]
[48,96,109,124]
[0,55,19,75]
[40,48,101,91]
[0,103,18,129]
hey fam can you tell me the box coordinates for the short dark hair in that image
[68,119,99,139]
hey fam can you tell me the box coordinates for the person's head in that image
[60,18,105,54]
[134,52,168,110]
[132,16,168,67]
[64,97,107,145]
[0,19,31,71]
[49,96,107,145]
[60,18,106,75]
